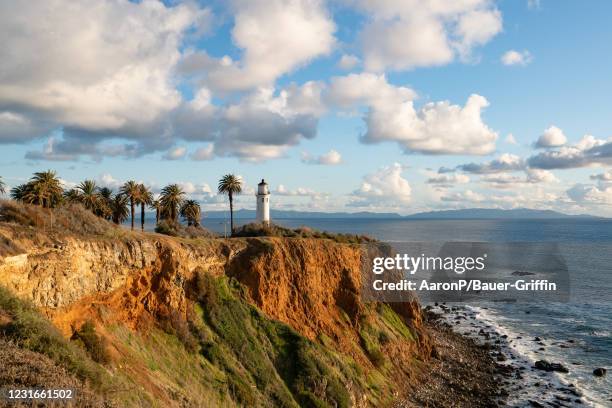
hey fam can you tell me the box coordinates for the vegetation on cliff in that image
[0,201,431,407]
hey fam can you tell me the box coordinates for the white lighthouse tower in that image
[256,179,270,225]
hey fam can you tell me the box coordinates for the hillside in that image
[203,207,599,220]
[0,201,505,407]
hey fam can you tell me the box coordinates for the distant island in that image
[205,208,604,220]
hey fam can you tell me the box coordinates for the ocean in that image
[139,217,612,406]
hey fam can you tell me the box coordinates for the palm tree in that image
[180,200,201,227]
[159,184,185,223]
[76,180,99,211]
[28,170,64,208]
[137,184,153,231]
[110,194,129,225]
[63,188,82,204]
[10,184,28,201]
[120,180,141,230]
[150,199,161,224]
[0,176,5,194]
[96,187,113,220]
[218,174,242,234]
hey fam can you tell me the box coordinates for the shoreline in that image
[398,310,514,407]
[420,303,597,407]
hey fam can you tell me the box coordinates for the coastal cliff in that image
[0,203,432,407]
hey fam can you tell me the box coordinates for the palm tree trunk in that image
[229,192,234,235]
[156,208,160,224]
[130,200,135,230]
[141,203,145,231]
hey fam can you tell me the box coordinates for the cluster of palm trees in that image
[2,171,245,234]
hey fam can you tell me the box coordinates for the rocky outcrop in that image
[0,226,427,349]
[0,221,432,407]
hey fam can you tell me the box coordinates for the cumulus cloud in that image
[455,153,525,174]
[501,50,532,66]
[349,163,412,207]
[275,184,326,198]
[337,54,360,70]
[535,125,567,148]
[440,189,485,203]
[190,145,215,161]
[426,173,470,186]
[202,0,335,91]
[439,188,560,210]
[212,87,319,161]
[590,170,612,182]
[162,146,187,160]
[24,136,78,162]
[176,182,213,196]
[0,0,208,144]
[567,183,612,205]
[481,168,558,188]
[354,0,502,71]
[0,112,52,143]
[301,149,342,165]
[328,74,497,154]
[528,135,612,169]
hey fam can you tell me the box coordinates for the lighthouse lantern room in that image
[256,179,270,225]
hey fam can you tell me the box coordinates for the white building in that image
[256,179,270,225]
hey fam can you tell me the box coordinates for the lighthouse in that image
[256,179,270,225]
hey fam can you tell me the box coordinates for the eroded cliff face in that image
[0,222,430,406]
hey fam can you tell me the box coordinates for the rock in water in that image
[593,367,607,377]
[534,360,569,373]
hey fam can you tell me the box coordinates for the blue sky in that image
[1,0,611,215]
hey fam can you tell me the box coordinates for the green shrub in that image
[232,222,375,244]
[72,320,110,364]
[0,286,108,387]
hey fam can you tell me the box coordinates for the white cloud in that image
[590,170,612,182]
[97,173,123,190]
[535,125,567,148]
[501,50,533,66]
[354,0,502,71]
[481,168,558,188]
[162,146,187,160]
[337,54,360,70]
[426,173,470,185]
[505,133,518,144]
[456,153,525,174]
[567,183,612,205]
[212,87,319,161]
[528,135,612,169]
[328,74,497,154]
[0,111,51,143]
[349,163,412,207]
[439,188,561,210]
[525,168,558,183]
[190,145,215,161]
[177,181,213,196]
[362,93,498,155]
[24,135,77,161]
[327,73,417,108]
[440,189,485,203]
[301,149,342,165]
[205,0,335,91]
[275,185,326,198]
[0,0,209,141]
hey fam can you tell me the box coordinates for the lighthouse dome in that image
[257,179,269,195]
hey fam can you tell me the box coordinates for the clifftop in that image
[0,202,431,407]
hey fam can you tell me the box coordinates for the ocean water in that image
[139,217,611,406]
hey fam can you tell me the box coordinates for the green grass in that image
[193,273,361,408]
[0,286,110,391]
